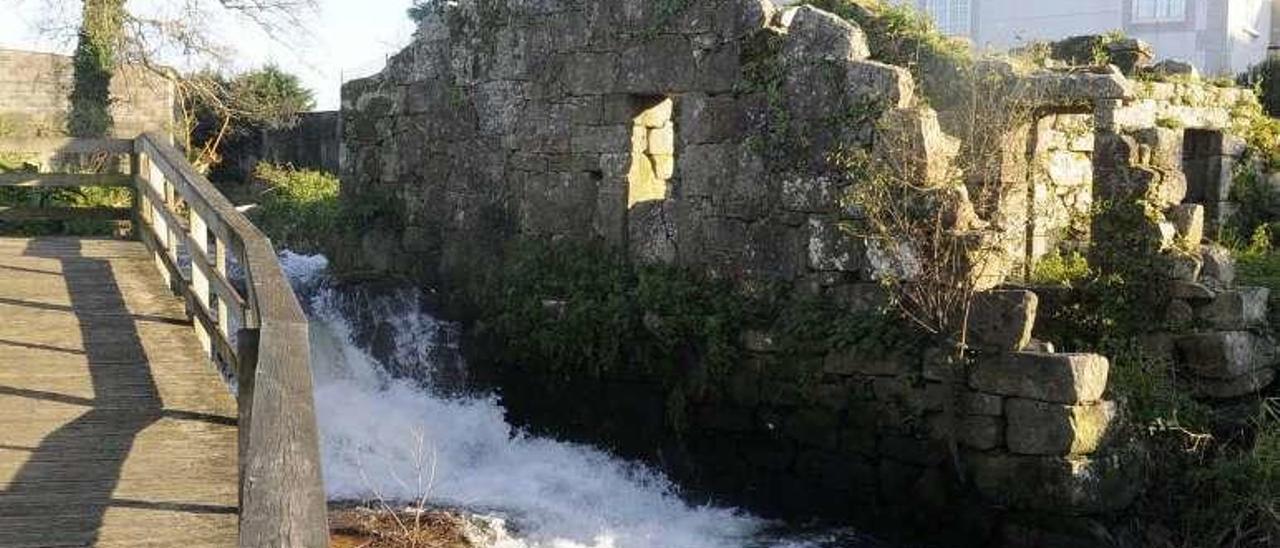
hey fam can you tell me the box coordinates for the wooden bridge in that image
[0,135,329,546]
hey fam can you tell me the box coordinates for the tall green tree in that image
[68,0,126,138]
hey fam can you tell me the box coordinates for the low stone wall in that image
[0,48,175,138]
[471,286,1130,544]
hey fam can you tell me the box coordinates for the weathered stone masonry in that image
[340,1,1278,545]
[340,1,918,289]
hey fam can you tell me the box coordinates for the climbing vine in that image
[68,0,126,138]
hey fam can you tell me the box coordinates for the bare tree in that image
[843,62,1036,473]
[42,0,317,160]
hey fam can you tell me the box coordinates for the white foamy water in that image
[279,252,871,548]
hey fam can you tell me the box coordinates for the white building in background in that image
[898,0,1280,75]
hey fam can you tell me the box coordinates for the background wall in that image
[0,48,175,139]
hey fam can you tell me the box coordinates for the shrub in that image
[229,65,316,131]
[408,0,443,22]
[1030,249,1091,286]
[1241,57,1280,118]
[249,162,339,253]
[181,65,316,178]
[1229,92,1280,171]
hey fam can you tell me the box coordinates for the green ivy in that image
[68,0,125,138]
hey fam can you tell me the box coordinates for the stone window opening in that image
[1182,128,1233,236]
[627,96,675,208]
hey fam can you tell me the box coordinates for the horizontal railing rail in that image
[0,137,136,224]
[0,134,330,546]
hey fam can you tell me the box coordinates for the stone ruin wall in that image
[0,48,175,139]
[340,1,1278,544]
[1090,83,1277,401]
[339,0,919,293]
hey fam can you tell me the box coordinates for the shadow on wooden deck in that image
[0,238,234,545]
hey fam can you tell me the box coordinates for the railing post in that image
[216,239,239,347]
[234,327,260,513]
[163,175,180,293]
[129,150,141,239]
[190,209,214,358]
[145,151,176,292]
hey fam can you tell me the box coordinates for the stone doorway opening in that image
[627,96,675,208]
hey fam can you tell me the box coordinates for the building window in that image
[921,0,972,36]
[1131,0,1187,23]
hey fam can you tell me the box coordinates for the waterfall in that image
[278,252,876,548]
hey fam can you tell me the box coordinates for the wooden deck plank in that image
[0,236,239,547]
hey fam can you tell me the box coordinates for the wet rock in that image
[1132,127,1184,172]
[1160,251,1203,282]
[823,350,913,377]
[807,218,867,273]
[1149,59,1199,80]
[1170,281,1214,301]
[844,60,915,110]
[1167,203,1204,247]
[873,107,959,187]
[928,413,1005,451]
[923,383,1005,416]
[1165,299,1194,327]
[1105,38,1154,75]
[879,435,948,467]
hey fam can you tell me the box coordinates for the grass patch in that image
[248,162,340,253]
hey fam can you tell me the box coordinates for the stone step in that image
[1006,398,1117,456]
[969,352,1109,404]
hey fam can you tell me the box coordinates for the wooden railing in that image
[0,137,135,223]
[0,134,330,547]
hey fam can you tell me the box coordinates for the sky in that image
[0,0,419,110]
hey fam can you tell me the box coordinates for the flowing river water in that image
[279,252,879,548]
